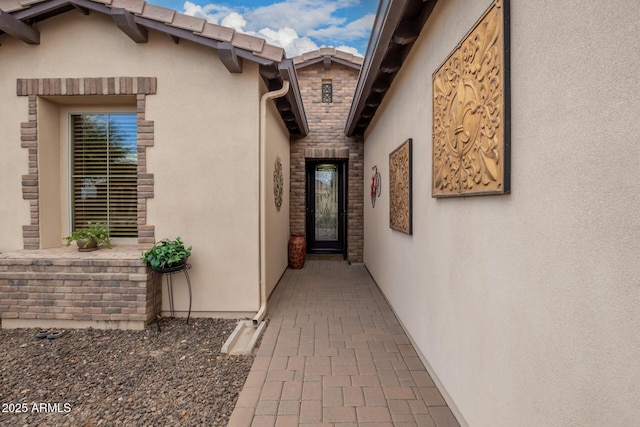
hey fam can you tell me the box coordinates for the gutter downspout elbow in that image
[254,80,290,327]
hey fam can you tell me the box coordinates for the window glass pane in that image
[71,113,137,238]
[315,164,338,241]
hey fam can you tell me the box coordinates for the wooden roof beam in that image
[218,42,242,73]
[13,0,73,21]
[0,9,40,44]
[275,98,291,111]
[71,3,90,16]
[323,55,331,70]
[379,51,403,73]
[260,65,280,80]
[392,20,419,45]
[112,7,147,43]
[278,59,309,136]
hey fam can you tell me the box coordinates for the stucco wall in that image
[0,69,30,250]
[37,97,62,249]
[263,83,291,297]
[363,0,640,425]
[0,10,264,315]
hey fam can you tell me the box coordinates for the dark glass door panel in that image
[306,161,346,253]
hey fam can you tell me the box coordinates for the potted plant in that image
[141,237,192,272]
[65,222,112,252]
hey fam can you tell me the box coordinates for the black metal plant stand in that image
[151,262,192,332]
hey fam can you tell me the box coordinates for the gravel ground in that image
[0,318,254,426]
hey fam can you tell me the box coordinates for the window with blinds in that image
[71,113,138,238]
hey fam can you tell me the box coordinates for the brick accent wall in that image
[16,77,157,249]
[0,251,159,328]
[291,62,364,263]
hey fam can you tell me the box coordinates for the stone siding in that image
[0,249,159,330]
[291,61,364,263]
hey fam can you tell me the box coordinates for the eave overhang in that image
[345,0,438,137]
[0,7,40,43]
[0,0,307,137]
[260,59,309,137]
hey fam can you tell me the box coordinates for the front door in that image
[306,161,346,254]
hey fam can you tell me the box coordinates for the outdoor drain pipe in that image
[253,79,290,327]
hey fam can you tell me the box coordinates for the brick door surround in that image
[290,54,364,263]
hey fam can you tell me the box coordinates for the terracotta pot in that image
[288,233,306,269]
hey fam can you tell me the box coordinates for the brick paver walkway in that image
[228,260,460,427]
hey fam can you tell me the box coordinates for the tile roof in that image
[0,0,284,62]
[1,0,308,136]
[292,47,364,70]
[345,0,438,136]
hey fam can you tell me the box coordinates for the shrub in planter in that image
[65,222,112,252]
[141,237,192,272]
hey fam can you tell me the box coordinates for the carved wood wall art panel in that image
[432,0,510,197]
[389,138,412,234]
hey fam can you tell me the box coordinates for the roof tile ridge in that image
[1,0,45,13]
[130,0,284,62]
[140,1,174,24]
[292,47,363,66]
[111,0,144,15]
[20,0,47,6]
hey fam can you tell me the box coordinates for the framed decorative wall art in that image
[370,165,381,208]
[432,0,510,197]
[273,156,283,211]
[389,138,412,234]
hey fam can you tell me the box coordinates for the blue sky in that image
[146,0,378,57]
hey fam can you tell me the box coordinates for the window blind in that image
[71,114,138,238]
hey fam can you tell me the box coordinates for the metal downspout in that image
[253,80,290,326]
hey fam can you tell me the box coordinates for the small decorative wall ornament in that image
[432,0,510,197]
[273,156,283,211]
[389,139,412,234]
[370,165,381,207]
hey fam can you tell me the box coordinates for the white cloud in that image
[182,1,232,24]
[259,27,299,48]
[221,12,246,31]
[181,0,372,57]
[307,13,375,41]
[247,0,352,34]
[256,27,319,57]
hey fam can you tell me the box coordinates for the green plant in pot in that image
[141,237,192,272]
[65,222,112,252]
